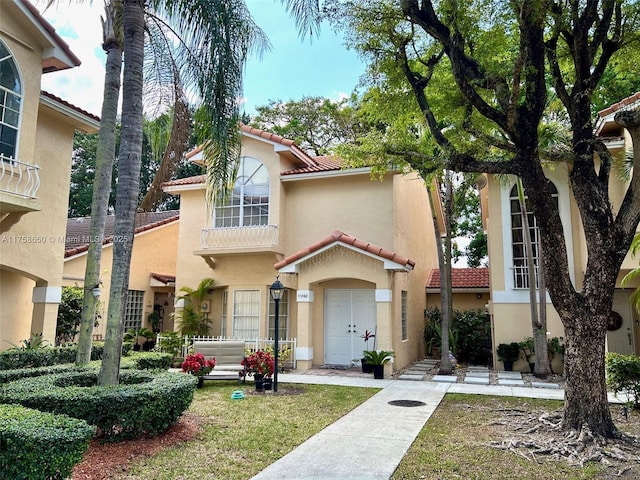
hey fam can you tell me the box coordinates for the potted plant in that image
[242,350,275,392]
[496,342,521,371]
[363,350,394,379]
[359,330,376,373]
[123,326,154,351]
[181,352,216,388]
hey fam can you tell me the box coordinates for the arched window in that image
[0,40,22,161]
[510,180,558,289]
[214,156,269,227]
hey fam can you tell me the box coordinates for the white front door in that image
[324,289,376,366]
[608,290,635,355]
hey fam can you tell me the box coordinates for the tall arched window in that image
[510,180,558,289]
[0,40,22,161]
[214,156,269,227]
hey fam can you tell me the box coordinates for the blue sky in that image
[37,0,366,118]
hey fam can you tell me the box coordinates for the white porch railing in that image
[0,155,40,199]
[156,334,297,369]
[200,225,278,250]
[511,264,540,289]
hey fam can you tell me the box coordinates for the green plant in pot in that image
[363,350,394,379]
[496,342,521,371]
[359,330,375,373]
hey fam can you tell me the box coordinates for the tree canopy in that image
[329,0,640,438]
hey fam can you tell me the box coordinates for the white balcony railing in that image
[200,225,278,250]
[0,155,40,199]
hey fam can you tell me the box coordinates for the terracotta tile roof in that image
[281,155,343,175]
[426,267,490,289]
[597,91,640,118]
[274,230,415,271]
[185,124,317,168]
[64,211,179,257]
[151,273,176,284]
[22,0,82,70]
[41,91,100,123]
[163,174,206,188]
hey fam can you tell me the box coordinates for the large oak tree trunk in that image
[562,313,616,437]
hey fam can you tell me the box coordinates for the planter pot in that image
[254,375,265,392]
[372,364,384,379]
[263,378,272,391]
[503,360,514,371]
[529,362,535,373]
[197,377,204,389]
[361,358,373,374]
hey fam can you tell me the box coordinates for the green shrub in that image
[0,369,197,440]
[606,352,640,408]
[122,351,172,370]
[0,363,95,384]
[0,343,132,371]
[0,403,95,480]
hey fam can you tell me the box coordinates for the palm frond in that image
[281,0,322,39]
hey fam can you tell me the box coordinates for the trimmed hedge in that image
[0,363,93,384]
[0,342,132,371]
[0,403,95,480]
[121,351,173,370]
[0,370,197,440]
[606,352,640,408]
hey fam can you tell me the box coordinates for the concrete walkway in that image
[250,372,626,480]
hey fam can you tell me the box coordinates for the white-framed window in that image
[0,40,22,161]
[401,290,408,340]
[268,289,289,340]
[220,289,228,337]
[124,290,145,331]
[509,181,558,289]
[214,156,269,227]
[232,290,260,339]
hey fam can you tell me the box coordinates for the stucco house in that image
[483,92,640,371]
[163,124,441,375]
[63,211,179,339]
[0,0,100,349]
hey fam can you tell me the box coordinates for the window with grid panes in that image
[0,41,22,161]
[232,290,260,339]
[214,156,269,227]
[510,181,558,289]
[268,289,289,339]
[123,290,145,330]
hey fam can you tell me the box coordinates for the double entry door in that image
[324,289,376,366]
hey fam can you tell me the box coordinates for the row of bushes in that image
[0,352,172,385]
[0,403,95,480]
[0,342,132,371]
[0,369,196,440]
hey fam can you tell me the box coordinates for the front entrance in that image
[324,289,376,366]
[608,290,636,355]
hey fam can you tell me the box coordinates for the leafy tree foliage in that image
[330,0,640,438]
[56,286,100,346]
[250,95,366,156]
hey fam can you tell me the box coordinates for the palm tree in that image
[98,0,321,386]
[173,278,216,336]
[75,0,123,365]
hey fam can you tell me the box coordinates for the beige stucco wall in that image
[170,139,438,374]
[0,16,88,349]
[63,221,179,338]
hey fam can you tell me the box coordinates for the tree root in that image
[485,408,640,476]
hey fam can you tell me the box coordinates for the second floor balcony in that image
[0,155,41,213]
[198,224,283,256]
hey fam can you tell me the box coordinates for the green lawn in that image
[114,381,378,479]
